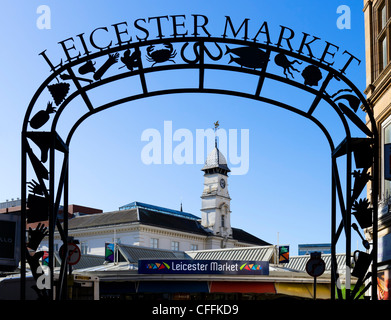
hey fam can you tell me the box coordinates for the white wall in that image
[41,224,208,255]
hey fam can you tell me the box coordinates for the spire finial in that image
[214,121,219,148]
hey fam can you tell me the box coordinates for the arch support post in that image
[20,130,69,300]
[332,136,378,300]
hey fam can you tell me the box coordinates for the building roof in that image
[54,252,106,270]
[66,207,211,237]
[187,245,275,262]
[67,208,139,230]
[138,208,211,236]
[284,253,347,273]
[202,146,230,172]
[118,244,190,263]
[65,203,269,246]
[187,248,347,273]
[232,228,270,246]
[119,201,199,220]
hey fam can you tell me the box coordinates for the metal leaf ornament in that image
[352,198,372,229]
[351,170,371,204]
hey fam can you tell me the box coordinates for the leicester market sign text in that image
[39,14,360,74]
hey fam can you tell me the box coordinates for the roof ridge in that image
[119,201,200,220]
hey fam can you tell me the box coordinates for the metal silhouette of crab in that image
[274,53,302,78]
[146,42,177,67]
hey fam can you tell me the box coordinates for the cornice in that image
[55,222,208,242]
[363,0,372,12]
[367,69,391,108]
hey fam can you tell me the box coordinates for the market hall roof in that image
[118,244,190,263]
[187,245,276,262]
[66,207,210,237]
[65,202,270,246]
[119,201,200,220]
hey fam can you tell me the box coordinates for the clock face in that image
[220,178,226,189]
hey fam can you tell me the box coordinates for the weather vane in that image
[214,121,219,132]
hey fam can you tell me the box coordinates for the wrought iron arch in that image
[21,35,379,300]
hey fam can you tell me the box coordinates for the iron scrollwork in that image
[21,16,379,300]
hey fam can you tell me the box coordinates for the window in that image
[171,241,179,251]
[150,238,159,249]
[376,1,391,73]
[221,215,225,228]
[381,35,388,70]
[381,3,387,29]
[382,117,391,201]
[190,244,198,251]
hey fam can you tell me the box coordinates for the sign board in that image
[0,214,20,271]
[138,259,269,275]
[305,252,325,278]
[105,243,115,262]
[278,245,289,263]
[298,243,331,256]
[59,243,81,266]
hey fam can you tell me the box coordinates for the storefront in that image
[80,261,338,300]
[0,245,353,300]
[63,245,351,300]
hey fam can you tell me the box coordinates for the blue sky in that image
[0,1,369,255]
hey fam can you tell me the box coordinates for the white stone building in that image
[42,144,269,256]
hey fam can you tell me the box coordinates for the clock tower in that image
[200,139,232,241]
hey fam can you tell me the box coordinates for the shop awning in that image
[100,281,137,294]
[274,282,331,299]
[138,281,209,293]
[210,281,276,293]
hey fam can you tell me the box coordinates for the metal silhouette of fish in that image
[225,45,269,69]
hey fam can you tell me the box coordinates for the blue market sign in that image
[138,259,269,275]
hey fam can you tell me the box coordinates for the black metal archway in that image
[21,25,379,300]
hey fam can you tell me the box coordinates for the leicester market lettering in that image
[170,261,239,272]
[139,259,269,275]
[39,14,360,74]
